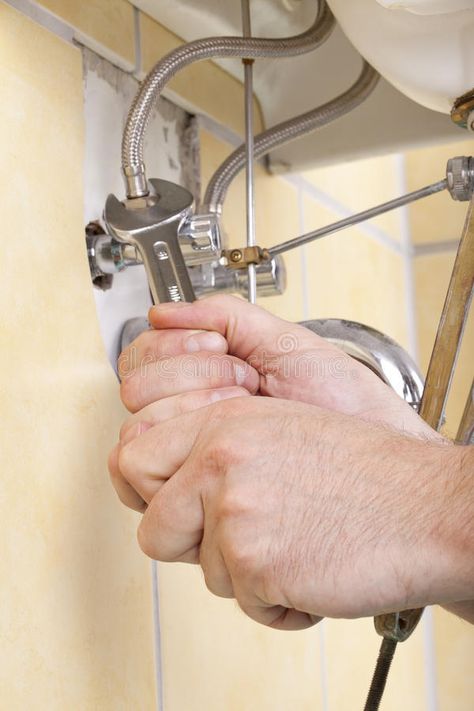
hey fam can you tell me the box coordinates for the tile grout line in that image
[0,0,465,264]
[319,620,330,711]
[2,0,73,42]
[422,608,440,711]
[198,113,244,148]
[2,0,135,72]
[413,239,460,257]
[151,561,165,711]
[282,174,404,256]
[297,185,311,321]
[196,116,459,258]
[394,154,419,363]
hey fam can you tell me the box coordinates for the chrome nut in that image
[446,156,474,201]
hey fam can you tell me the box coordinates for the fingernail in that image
[152,302,190,312]
[120,421,152,445]
[185,331,225,353]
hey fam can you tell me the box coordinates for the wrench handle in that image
[136,224,196,304]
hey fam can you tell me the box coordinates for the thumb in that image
[149,294,329,363]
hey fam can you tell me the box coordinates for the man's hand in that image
[109,395,473,629]
[118,295,436,439]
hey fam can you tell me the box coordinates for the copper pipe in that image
[457,379,474,445]
[373,194,474,645]
[419,196,474,430]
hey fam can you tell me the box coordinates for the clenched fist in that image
[109,296,473,627]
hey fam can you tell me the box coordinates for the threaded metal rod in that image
[363,638,397,711]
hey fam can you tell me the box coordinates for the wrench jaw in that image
[104,179,196,303]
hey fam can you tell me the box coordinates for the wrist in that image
[421,444,474,606]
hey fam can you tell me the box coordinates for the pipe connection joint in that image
[446,156,474,201]
[123,163,149,200]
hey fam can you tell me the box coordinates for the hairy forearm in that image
[428,444,474,610]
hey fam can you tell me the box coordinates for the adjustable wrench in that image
[104,178,196,303]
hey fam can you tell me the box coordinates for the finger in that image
[118,327,228,379]
[198,510,235,599]
[120,351,259,413]
[119,397,301,509]
[120,386,250,441]
[137,465,204,563]
[108,442,147,513]
[230,578,322,631]
[117,401,226,503]
[148,294,329,363]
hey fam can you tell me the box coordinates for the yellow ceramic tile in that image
[302,196,410,349]
[405,139,474,244]
[433,607,474,710]
[37,0,135,68]
[324,617,426,711]
[200,129,305,322]
[158,563,325,710]
[413,251,474,438]
[301,153,403,244]
[0,4,155,708]
[141,12,263,138]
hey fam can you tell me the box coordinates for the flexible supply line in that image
[241,0,257,304]
[121,0,335,198]
[268,179,448,257]
[204,61,379,211]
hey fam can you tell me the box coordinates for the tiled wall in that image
[1,0,472,709]
[0,3,156,709]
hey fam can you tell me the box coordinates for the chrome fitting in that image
[446,156,474,201]
[123,163,149,200]
[178,211,223,265]
[189,255,286,299]
[86,222,142,290]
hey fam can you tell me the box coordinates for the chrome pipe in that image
[241,0,257,304]
[300,318,424,409]
[269,179,448,257]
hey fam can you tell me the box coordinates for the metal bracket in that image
[222,245,270,269]
[451,89,474,130]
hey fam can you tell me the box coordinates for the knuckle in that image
[205,433,240,471]
[119,417,135,441]
[178,389,212,415]
[132,329,156,357]
[137,522,157,559]
[215,488,247,523]
[226,541,257,577]
[207,396,243,421]
[119,372,141,412]
[117,442,136,481]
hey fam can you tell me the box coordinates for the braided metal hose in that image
[122,0,335,198]
[203,60,379,210]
